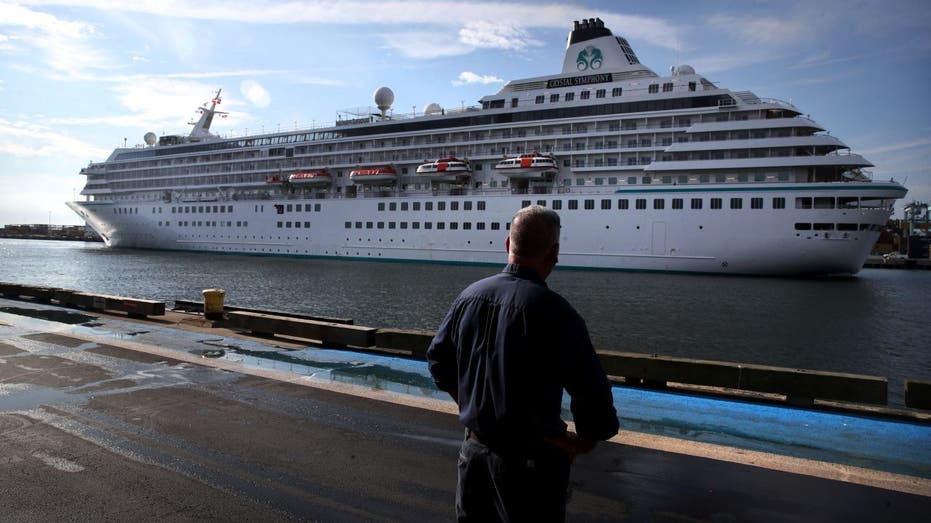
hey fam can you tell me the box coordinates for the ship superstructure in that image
[68,18,907,276]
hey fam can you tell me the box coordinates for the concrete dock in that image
[1,298,929,521]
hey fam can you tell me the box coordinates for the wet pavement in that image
[1,299,929,521]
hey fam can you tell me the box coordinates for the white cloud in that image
[240,79,271,108]
[0,2,111,76]
[858,137,931,156]
[452,71,503,86]
[705,14,811,46]
[379,31,473,59]
[0,117,111,160]
[458,21,539,50]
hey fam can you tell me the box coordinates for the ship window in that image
[595,178,604,186]
[400,222,408,229]
[838,197,859,208]
[711,198,723,209]
[642,176,652,184]
[565,92,575,101]
[477,222,485,230]
[437,222,445,230]
[413,222,420,230]
[838,223,858,231]
[575,178,584,186]
[295,222,302,228]
[377,222,385,229]
[814,197,835,209]
[464,201,473,211]
[425,222,432,229]
[754,174,765,182]
[463,222,471,230]
[795,223,812,230]
[537,200,546,207]
[598,199,610,210]
[568,200,579,210]
[584,199,595,210]
[378,203,385,211]
[813,223,835,230]
[612,87,622,97]
[355,221,362,228]
[795,197,813,209]
[691,198,702,209]
[648,84,659,94]
[536,95,545,104]
[450,222,458,230]
[366,222,373,229]
[451,202,459,211]
[438,202,446,211]
[580,91,590,100]
[552,200,562,210]
[522,200,531,208]
[672,198,683,210]
[478,201,486,210]
[413,202,421,211]
[636,199,647,210]
[198,206,204,213]
[654,199,665,210]
[425,202,433,210]
[751,198,764,209]
[213,205,219,213]
[770,197,785,209]
[715,174,725,183]
[550,94,559,103]
[596,89,606,98]
[511,98,519,108]
[389,222,396,229]
[660,175,670,183]
[663,82,673,92]
[400,202,409,211]
[730,198,743,209]
[618,199,629,209]
[689,82,696,91]
[491,222,500,230]
[737,174,748,182]
[506,222,511,230]
[389,202,397,211]
[277,221,283,228]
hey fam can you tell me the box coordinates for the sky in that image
[1,0,930,225]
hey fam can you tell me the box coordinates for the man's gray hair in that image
[509,205,561,258]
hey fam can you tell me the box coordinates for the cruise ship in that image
[68,18,907,276]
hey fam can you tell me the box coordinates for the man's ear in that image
[505,236,511,255]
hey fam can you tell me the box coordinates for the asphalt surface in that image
[1,306,929,522]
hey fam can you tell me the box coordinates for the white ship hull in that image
[68,181,904,276]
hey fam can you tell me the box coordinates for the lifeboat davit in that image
[289,169,332,186]
[416,157,473,181]
[494,152,558,179]
[350,165,398,184]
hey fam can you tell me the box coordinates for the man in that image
[427,205,619,522]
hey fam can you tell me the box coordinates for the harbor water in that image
[1,238,929,407]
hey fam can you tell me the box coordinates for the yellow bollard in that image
[202,288,226,320]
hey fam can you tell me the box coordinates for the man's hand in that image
[544,431,596,461]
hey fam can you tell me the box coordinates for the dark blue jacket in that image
[427,264,619,444]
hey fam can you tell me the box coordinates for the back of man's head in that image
[509,205,561,258]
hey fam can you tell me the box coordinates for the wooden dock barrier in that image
[226,311,376,348]
[598,351,888,405]
[56,291,166,318]
[0,282,165,318]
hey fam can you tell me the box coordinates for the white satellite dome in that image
[143,132,157,146]
[373,86,395,116]
[424,102,442,115]
[676,64,695,75]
